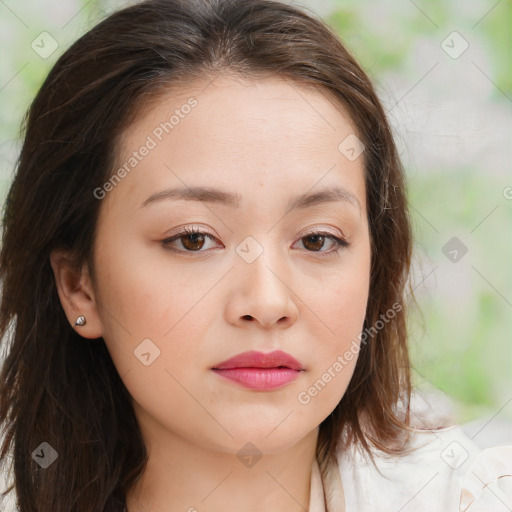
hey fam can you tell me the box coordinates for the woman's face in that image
[89,74,371,454]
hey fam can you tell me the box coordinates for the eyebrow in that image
[139,185,361,212]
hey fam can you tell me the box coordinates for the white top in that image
[1,425,511,511]
[309,425,512,511]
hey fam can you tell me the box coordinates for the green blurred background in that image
[0,0,511,445]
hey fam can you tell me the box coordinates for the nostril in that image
[242,315,253,320]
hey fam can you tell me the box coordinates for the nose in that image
[225,244,299,329]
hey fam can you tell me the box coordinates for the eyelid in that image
[299,224,347,241]
[165,223,216,237]
[161,223,350,255]
[163,224,347,242]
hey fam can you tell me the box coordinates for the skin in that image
[50,73,371,512]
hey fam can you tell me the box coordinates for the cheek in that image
[296,294,365,421]
[311,281,367,377]
[315,249,370,342]
[332,281,369,341]
[93,245,218,379]
[93,239,186,336]
[297,250,370,412]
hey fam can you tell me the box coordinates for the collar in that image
[309,455,326,511]
[309,455,346,512]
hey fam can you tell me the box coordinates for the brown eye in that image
[161,227,349,257]
[161,227,219,253]
[180,232,206,251]
[302,234,326,252]
[295,231,350,257]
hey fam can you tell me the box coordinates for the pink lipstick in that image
[211,350,304,391]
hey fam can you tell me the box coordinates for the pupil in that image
[305,234,324,251]
[184,233,204,250]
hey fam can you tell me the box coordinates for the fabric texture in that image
[1,426,511,511]
[310,425,512,512]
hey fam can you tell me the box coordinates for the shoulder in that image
[459,444,512,511]
[336,425,512,512]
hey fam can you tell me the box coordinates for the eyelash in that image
[161,226,350,258]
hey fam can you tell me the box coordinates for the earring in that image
[75,315,87,327]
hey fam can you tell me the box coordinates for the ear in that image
[49,248,103,339]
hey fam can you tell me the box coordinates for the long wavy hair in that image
[0,0,415,510]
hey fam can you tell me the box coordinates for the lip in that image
[211,350,304,391]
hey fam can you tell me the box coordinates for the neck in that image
[125,421,319,512]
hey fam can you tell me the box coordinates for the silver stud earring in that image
[75,315,87,327]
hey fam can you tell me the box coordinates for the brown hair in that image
[0,0,415,510]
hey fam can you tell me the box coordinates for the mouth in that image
[212,349,304,371]
[211,350,304,390]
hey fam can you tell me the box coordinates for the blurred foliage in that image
[326,0,511,421]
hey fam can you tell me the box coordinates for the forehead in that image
[107,73,366,215]
[119,72,361,154]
